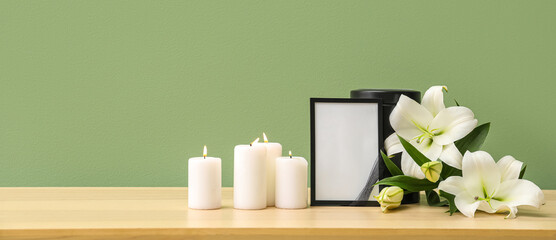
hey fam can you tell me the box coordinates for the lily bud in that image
[374,186,404,212]
[421,161,442,183]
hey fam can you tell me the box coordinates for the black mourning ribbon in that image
[349,154,380,206]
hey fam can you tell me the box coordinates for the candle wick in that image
[290,155,292,159]
[250,144,252,147]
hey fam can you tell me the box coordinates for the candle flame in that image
[203,145,207,158]
[250,137,260,146]
[263,132,268,143]
[289,150,292,158]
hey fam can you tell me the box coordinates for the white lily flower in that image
[385,86,478,178]
[438,151,544,218]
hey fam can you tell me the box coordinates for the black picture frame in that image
[310,98,384,206]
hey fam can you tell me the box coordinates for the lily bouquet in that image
[374,86,545,218]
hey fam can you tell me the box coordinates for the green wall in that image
[1,1,555,188]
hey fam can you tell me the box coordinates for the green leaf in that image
[440,162,462,180]
[454,123,491,154]
[519,164,527,179]
[381,151,403,176]
[426,190,447,207]
[397,135,431,166]
[374,175,438,192]
[439,190,458,215]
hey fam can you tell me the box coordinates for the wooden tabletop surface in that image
[1,187,555,240]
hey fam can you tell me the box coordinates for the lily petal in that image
[438,176,466,195]
[416,138,443,161]
[462,151,501,199]
[439,143,463,169]
[497,156,523,182]
[389,95,434,140]
[494,179,544,210]
[430,107,478,146]
[385,133,403,155]
[421,85,447,116]
[454,191,481,218]
[401,151,426,179]
[488,200,518,219]
[477,200,497,214]
[500,205,518,219]
[503,206,518,219]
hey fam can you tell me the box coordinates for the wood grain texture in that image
[1,188,555,240]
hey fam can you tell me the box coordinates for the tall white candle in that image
[234,138,267,210]
[188,145,221,210]
[263,133,282,207]
[275,151,308,209]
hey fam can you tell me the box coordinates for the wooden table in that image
[1,188,555,240]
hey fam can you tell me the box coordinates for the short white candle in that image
[234,138,267,210]
[263,133,282,207]
[275,151,308,209]
[188,145,221,210]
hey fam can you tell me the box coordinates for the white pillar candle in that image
[262,133,282,207]
[275,151,308,209]
[234,138,267,210]
[188,145,221,210]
